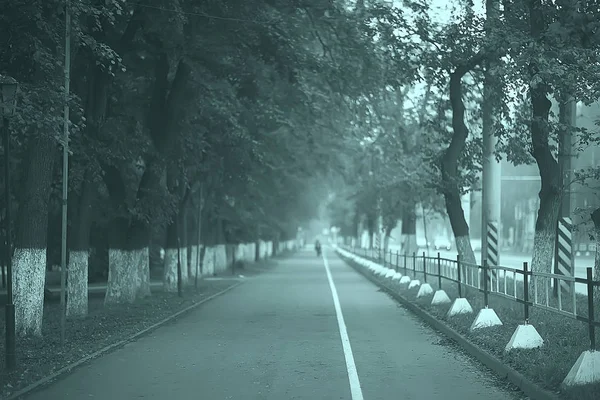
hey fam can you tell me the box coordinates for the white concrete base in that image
[447,298,473,317]
[399,276,411,284]
[470,307,503,331]
[391,272,403,281]
[384,269,396,278]
[416,283,434,298]
[431,290,451,305]
[408,280,421,290]
[505,324,544,352]
[562,350,600,387]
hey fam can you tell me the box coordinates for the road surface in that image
[23,248,523,400]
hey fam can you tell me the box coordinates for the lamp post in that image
[1,74,19,370]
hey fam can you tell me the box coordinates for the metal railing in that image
[341,245,600,351]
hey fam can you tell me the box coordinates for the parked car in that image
[433,236,452,251]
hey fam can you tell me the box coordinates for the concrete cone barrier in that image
[431,290,451,305]
[447,298,473,317]
[505,324,543,352]
[470,307,502,331]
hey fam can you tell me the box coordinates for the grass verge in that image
[338,249,600,400]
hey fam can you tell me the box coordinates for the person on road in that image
[315,239,322,257]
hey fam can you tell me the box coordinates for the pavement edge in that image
[336,252,563,400]
[6,280,245,400]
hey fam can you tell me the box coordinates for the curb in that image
[335,251,563,400]
[6,280,245,400]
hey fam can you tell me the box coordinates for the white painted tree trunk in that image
[135,247,151,299]
[530,229,555,305]
[455,235,477,290]
[403,234,418,257]
[13,248,46,337]
[163,248,178,292]
[455,235,476,264]
[383,234,390,255]
[214,245,227,273]
[105,249,138,305]
[189,245,198,279]
[66,250,88,318]
[203,246,215,275]
[180,247,188,285]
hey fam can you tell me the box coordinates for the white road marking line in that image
[322,248,365,400]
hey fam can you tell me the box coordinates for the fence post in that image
[422,251,427,283]
[587,267,596,351]
[412,252,416,276]
[457,254,462,298]
[403,253,407,275]
[483,260,489,308]
[395,251,399,272]
[437,252,442,289]
[523,262,529,324]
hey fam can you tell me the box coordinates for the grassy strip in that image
[340,249,600,400]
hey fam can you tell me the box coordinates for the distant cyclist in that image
[315,239,322,257]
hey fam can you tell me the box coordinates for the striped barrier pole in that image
[486,221,499,282]
[554,217,573,295]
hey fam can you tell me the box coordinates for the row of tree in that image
[0,0,395,338]
[3,0,599,339]
[324,0,600,287]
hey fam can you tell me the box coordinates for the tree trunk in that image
[198,244,206,276]
[187,208,197,279]
[13,137,57,337]
[186,207,196,278]
[440,57,483,268]
[527,0,561,303]
[66,169,95,318]
[104,214,151,305]
[103,162,154,305]
[402,204,418,256]
[382,224,393,256]
[163,217,179,292]
[180,205,189,282]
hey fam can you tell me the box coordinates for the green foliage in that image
[3,0,600,249]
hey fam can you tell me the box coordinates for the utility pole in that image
[481,0,501,276]
[1,74,19,370]
[554,99,576,296]
[60,0,72,346]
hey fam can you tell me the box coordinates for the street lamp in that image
[1,74,18,370]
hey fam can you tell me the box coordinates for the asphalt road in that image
[24,248,523,400]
